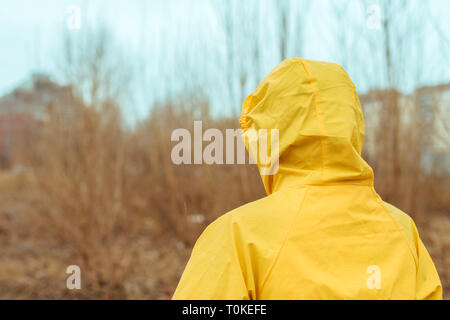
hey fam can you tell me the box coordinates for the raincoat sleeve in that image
[172,214,251,300]
[412,221,443,300]
[385,201,442,300]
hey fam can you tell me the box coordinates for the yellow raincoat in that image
[173,58,442,300]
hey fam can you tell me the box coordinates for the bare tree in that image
[273,0,310,61]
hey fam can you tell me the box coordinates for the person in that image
[172,58,442,299]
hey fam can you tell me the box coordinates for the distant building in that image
[359,84,450,171]
[0,73,74,167]
[414,84,450,153]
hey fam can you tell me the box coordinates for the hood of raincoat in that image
[239,58,374,194]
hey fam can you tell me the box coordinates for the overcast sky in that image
[0,0,449,120]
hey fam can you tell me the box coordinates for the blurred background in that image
[0,0,448,299]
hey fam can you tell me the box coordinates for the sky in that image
[0,0,210,94]
[0,0,449,121]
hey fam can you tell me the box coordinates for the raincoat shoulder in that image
[172,188,307,300]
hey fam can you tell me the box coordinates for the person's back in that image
[173,58,442,300]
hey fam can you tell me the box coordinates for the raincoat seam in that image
[259,188,309,295]
[352,88,364,153]
[315,84,355,91]
[369,187,419,269]
[229,214,254,299]
[299,59,328,172]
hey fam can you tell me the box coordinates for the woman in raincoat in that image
[173,58,442,300]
